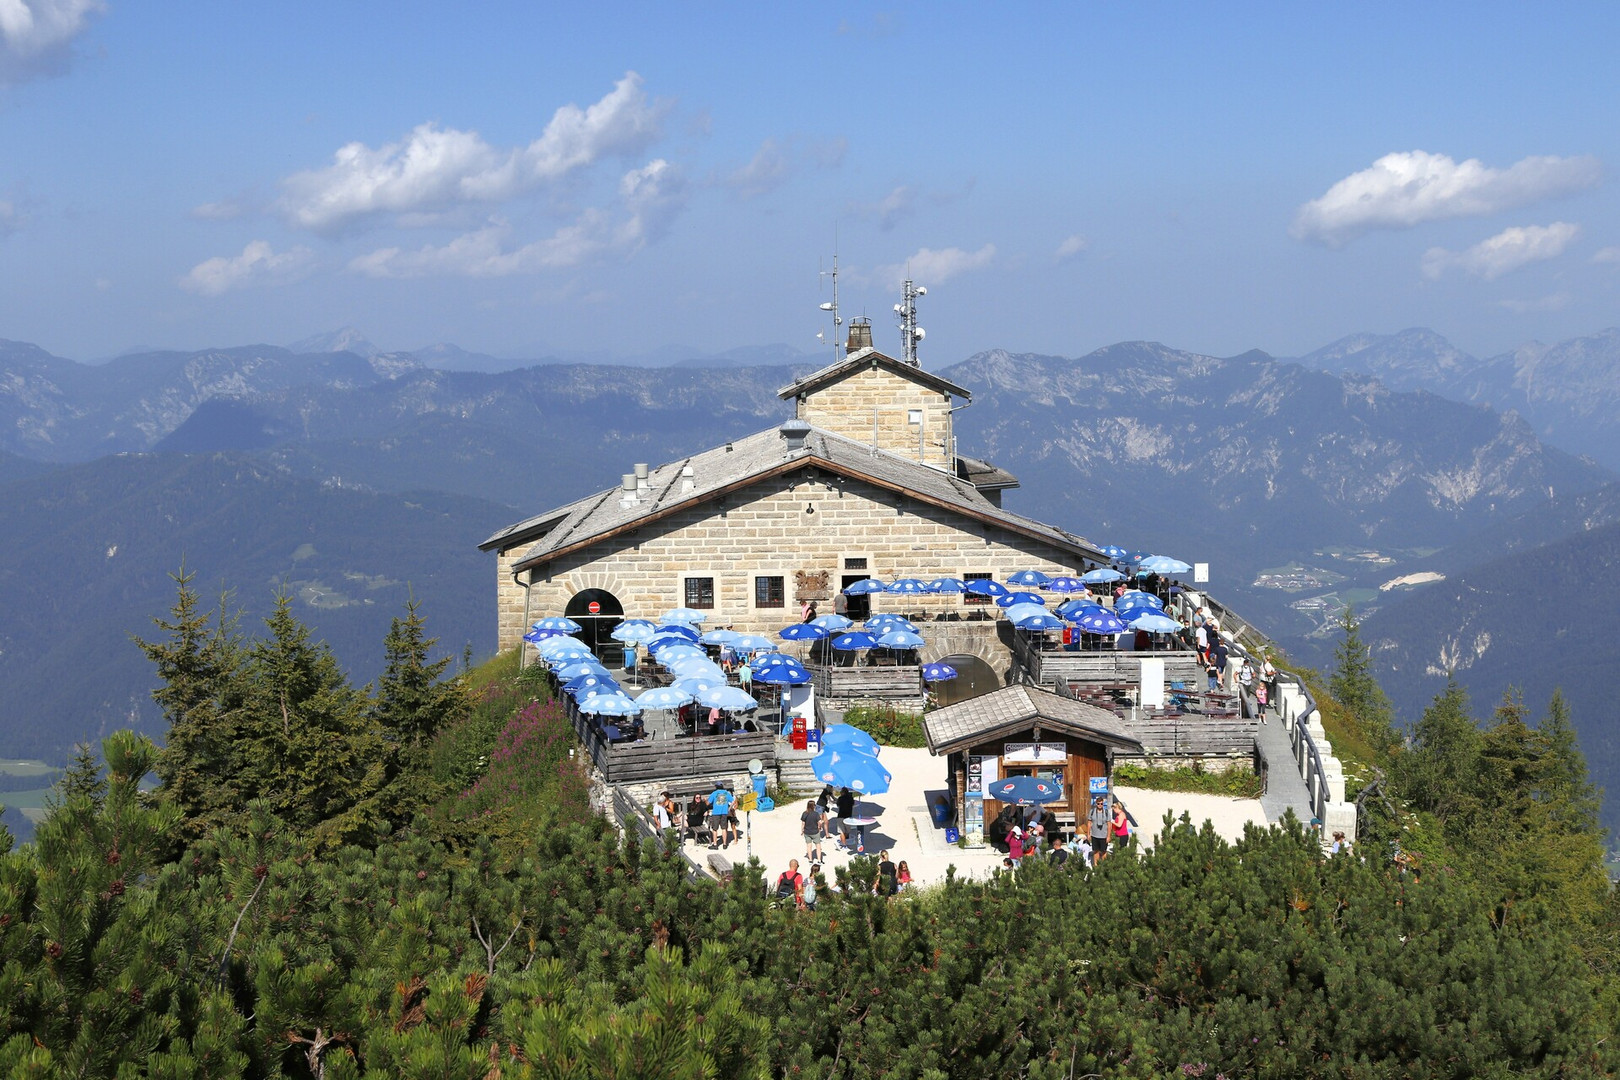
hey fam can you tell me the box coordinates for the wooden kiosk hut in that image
[923,684,1143,843]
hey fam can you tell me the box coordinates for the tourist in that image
[803,599,818,623]
[774,859,804,904]
[1073,833,1091,867]
[896,860,913,890]
[1212,638,1230,690]
[801,800,825,862]
[1089,796,1110,864]
[706,782,734,850]
[1110,800,1130,851]
[875,851,899,896]
[739,658,752,692]
[1007,825,1025,862]
[1048,835,1070,866]
[1238,660,1255,698]
[835,786,856,848]
[1206,660,1220,692]
[686,793,708,843]
[653,791,674,832]
[801,863,820,911]
[1255,679,1268,720]
[1331,830,1348,855]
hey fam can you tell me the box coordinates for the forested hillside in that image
[0,587,1615,1078]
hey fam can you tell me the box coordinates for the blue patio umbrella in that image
[1014,612,1067,632]
[1082,567,1126,584]
[564,673,619,695]
[700,628,741,645]
[749,651,796,669]
[556,660,610,680]
[811,747,891,794]
[522,628,572,644]
[672,675,724,698]
[1045,576,1088,593]
[543,646,593,665]
[1006,569,1052,588]
[831,631,879,651]
[1055,599,1098,619]
[843,578,889,595]
[987,775,1064,805]
[661,607,708,624]
[532,616,583,634]
[1116,592,1164,612]
[1127,550,1153,564]
[611,619,658,643]
[886,578,929,595]
[821,725,881,756]
[1099,545,1130,561]
[864,615,917,633]
[754,660,811,685]
[733,633,775,652]
[1138,555,1193,575]
[779,623,831,642]
[1074,609,1128,635]
[644,634,692,655]
[578,692,641,717]
[665,658,723,678]
[921,661,958,682]
[965,578,1010,599]
[810,614,854,631]
[653,623,701,641]
[696,684,758,711]
[876,629,926,648]
[635,687,694,710]
[1002,602,1049,625]
[996,591,1047,608]
[926,577,967,593]
[1126,612,1183,633]
[537,636,585,659]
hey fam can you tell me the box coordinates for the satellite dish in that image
[915,327,926,340]
[747,758,764,775]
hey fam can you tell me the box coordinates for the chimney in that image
[779,419,812,451]
[619,473,638,507]
[846,317,873,353]
[634,462,649,491]
[680,463,696,493]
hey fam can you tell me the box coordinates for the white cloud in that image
[872,244,996,289]
[180,241,314,295]
[1498,293,1571,313]
[0,0,103,84]
[1055,234,1088,260]
[191,200,248,221]
[278,72,667,232]
[353,158,687,279]
[1420,222,1579,280]
[726,139,790,200]
[1593,246,1620,265]
[1291,150,1600,246]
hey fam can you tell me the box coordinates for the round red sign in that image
[587,601,601,614]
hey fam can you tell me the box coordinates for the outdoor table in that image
[843,816,879,853]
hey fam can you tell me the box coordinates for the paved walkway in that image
[1254,707,1315,825]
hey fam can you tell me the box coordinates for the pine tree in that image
[1397,678,1482,820]
[239,594,379,834]
[373,597,468,754]
[1328,604,1398,755]
[58,743,106,806]
[1535,689,1602,835]
[136,568,244,839]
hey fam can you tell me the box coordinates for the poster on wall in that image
[966,755,997,798]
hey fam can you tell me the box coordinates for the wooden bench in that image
[706,853,734,881]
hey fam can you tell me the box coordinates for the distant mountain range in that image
[1298,327,1620,471]
[4,327,1620,822]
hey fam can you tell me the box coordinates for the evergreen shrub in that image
[843,705,926,747]
[1114,760,1263,798]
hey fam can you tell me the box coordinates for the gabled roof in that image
[923,685,1144,756]
[776,347,971,402]
[480,422,1105,570]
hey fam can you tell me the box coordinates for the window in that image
[684,577,715,610]
[844,557,868,570]
[964,570,993,605]
[755,575,785,608]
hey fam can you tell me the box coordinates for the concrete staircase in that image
[775,744,821,794]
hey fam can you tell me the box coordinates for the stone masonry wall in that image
[495,467,1084,677]
[793,366,954,470]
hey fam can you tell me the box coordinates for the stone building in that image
[480,336,1105,694]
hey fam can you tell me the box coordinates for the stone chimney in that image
[846,317,873,353]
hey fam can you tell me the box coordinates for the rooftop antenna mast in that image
[817,247,843,362]
[895,270,926,366]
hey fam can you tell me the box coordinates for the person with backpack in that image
[1089,795,1111,864]
[774,859,804,904]
[801,863,820,911]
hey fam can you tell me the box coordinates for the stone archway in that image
[931,654,1000,707]
[564,588,624,665]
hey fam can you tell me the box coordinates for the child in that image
[1255,679,1269,721]
[896,861,913,889]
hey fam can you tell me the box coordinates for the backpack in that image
[802,876,817,905]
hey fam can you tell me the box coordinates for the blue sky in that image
[2,2,1618,363]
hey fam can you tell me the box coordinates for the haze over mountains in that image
[2,326,1618,820]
